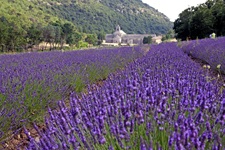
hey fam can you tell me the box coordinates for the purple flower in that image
[98,135,106,144]
[108,145,114,150]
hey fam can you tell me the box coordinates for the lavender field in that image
[0,47,144,144]
[1,39,225,149]
[22,41,225,149]
[181,37,225,74]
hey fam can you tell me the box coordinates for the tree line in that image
[0,17,100,53]
[174,0,225,40]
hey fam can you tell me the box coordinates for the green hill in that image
[1,0,172,34]
[47,0,173,34]
[0,0,172,52]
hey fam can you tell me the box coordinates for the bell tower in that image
[116,25,121,31]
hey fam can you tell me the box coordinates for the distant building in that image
[105,25,157,45]
[152,36,163,44]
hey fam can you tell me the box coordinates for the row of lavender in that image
[26,43,225,149]
[0,47,143,142]
[181,37,225,74]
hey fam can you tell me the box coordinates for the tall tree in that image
[6,23,26,52]
[26,24,42,51]
[97,31,105,45]
[42,25,55,50]
[174,7,194,40]
[174,0,225,40]
[61,23,75,49]
[66,31,82,46]
[190,5,214,39]
[211,0,225,36]
[0,17,9,52]
[143,36,152,44]
[85,34,98,46]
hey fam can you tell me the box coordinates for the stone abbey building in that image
[105,25,156,45]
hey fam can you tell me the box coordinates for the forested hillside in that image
[174,0,225,40]
[44,0,172,34]
[0,0,172,52]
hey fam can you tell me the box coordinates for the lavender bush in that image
[0,47,143,142]
[181,37,225,74]
[26,43,225,149]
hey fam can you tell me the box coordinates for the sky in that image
[142,0,207,22]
